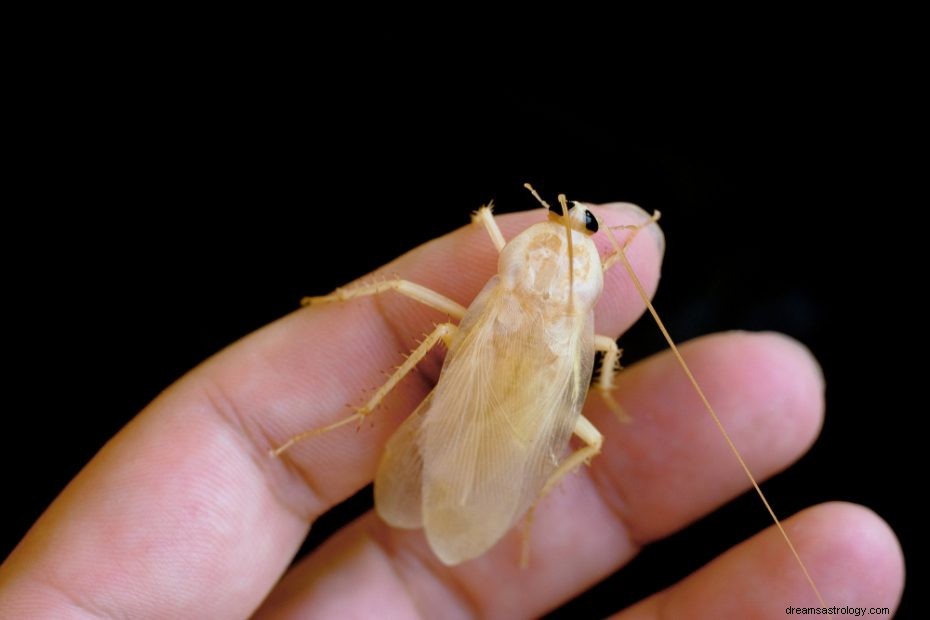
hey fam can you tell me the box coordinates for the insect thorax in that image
[498,222,603,312]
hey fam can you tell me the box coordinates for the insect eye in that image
[584,209,598,233]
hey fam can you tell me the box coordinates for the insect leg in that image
[594,334,630,423]
[471,203,506,252]
[303,280,466,320]
[521,415,604,566]
[541,415,604,497]
[270,322,458,456]
[600,210,662,272]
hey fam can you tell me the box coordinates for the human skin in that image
[0,205,904,619]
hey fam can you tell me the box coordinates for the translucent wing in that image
[375,391,432,529]
[419,277,595,564]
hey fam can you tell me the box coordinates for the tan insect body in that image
[376,208,606,564]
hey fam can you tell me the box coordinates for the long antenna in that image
[523,183,551,210]
[557,194,575,311]
[603,222,830,614]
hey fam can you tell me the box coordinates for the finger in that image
[255,505,905,620]
[586,330,827,543]
[0,204,663,618]
[254,331,828,618]
[615,503,905,619]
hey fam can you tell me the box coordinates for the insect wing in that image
[375,390,432,529]
[419,278,595,564]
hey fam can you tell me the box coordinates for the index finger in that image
[0,204,663,617]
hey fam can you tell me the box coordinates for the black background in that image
[4,29,916,618]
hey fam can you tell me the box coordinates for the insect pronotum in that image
[271,184,828,608]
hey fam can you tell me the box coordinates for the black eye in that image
[584,209,598,233]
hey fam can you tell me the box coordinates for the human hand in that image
[0,205,904,618]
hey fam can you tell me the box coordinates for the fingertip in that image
[587,203,665,337]
[599,201,666,257]
[792,502,905,611]
[626,502,904,619]
[713,331,826,455]
[751,330,825,395]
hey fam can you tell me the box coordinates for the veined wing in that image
[419,277,595,564]
[375,390,433,529]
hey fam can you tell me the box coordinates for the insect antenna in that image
[556,194,576,311]
[602,222,830,611]
[523,182,552,211]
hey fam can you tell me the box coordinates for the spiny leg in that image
[521,415,604,567]
[470,203,506,252]
[303,279,466,320]
[594,334,629,423]
[601,210,662,272]
[270,322,458,456]
[541,415,604,497]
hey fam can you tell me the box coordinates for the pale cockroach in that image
[271,185,828,606]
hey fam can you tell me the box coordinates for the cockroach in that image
[271,184,827,608]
